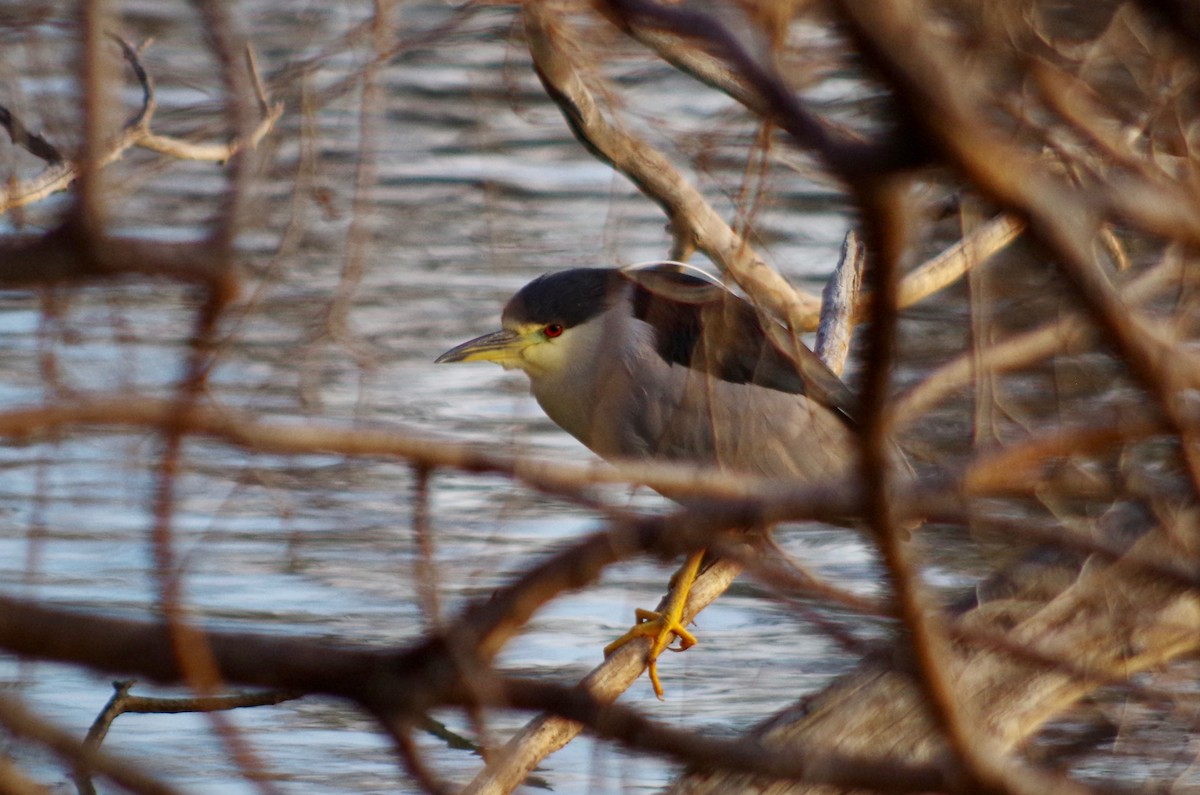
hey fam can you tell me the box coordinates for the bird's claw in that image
[604,608,697,699]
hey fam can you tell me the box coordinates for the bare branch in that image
[836,0,1200,495]
[894,246,1187,427]
[0,106,64,165]
[815,229,864,376]
[488,677,951,793]
[460,559,742,795]
[597,0,932,181]
[0,226,238,298]
[0,36,282,215]
[0,396,871,522]
[0,694,182,795]
[523,1,823,330]
[668,523,1200,794]
[894,214,1025,315]
[76,682,298,795]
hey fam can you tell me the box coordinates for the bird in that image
[436,261,864,698]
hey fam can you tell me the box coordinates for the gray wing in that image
[620,262,859,426]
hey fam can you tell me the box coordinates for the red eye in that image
[544,323,564,338]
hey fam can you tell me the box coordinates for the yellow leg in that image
[603,549,705,699]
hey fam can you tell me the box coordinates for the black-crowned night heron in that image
[436,262,861,697]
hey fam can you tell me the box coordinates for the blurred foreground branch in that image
[4,0,1200,792]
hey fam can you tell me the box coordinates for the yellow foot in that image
[603,609,697,699]
[602,549,706,699]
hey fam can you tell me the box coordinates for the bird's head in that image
[435,268,621,379]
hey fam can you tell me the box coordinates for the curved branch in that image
[597,0,931,181]
[834,0,1200,499]
[523,1,824,330]
[0,694,181,795]
[0,37,283,214]
[76,682,298,795]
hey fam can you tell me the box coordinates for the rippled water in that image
[0,3,933,793]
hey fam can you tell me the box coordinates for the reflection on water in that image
[0,3,900,793]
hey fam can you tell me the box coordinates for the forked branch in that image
[0,36,282,214]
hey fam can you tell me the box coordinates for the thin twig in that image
[0,37,282,214]
[0,694,181,795]
[0,106,63,164]
[76,682,300,795]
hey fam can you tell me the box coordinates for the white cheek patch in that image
[520,333,569,374]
